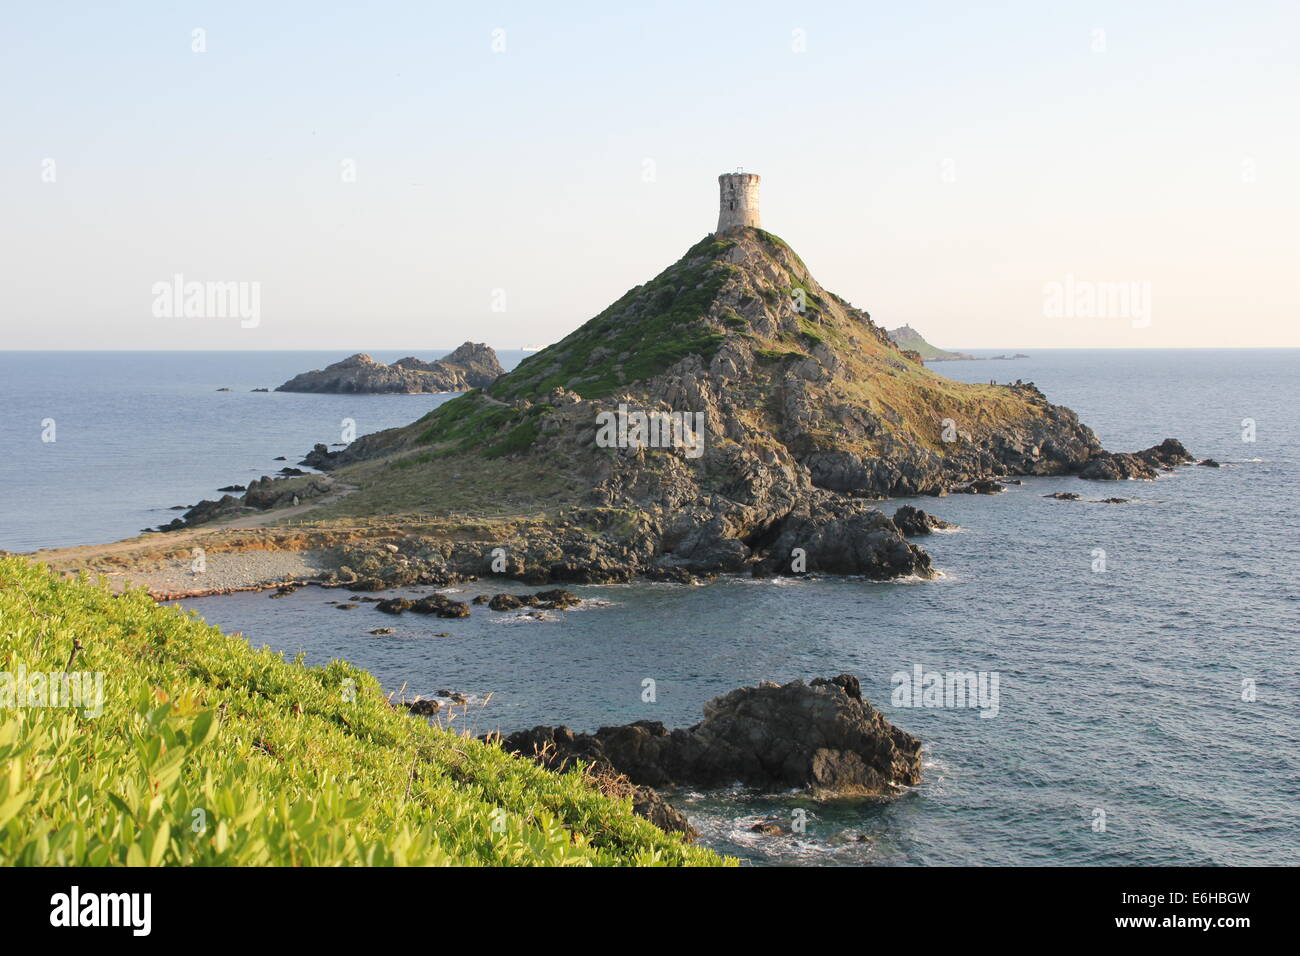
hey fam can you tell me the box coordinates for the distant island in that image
[886,324,1027,362]
[275,342,503,394]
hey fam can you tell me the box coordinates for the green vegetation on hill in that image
[489,235,733,402]
[0,558,723,866]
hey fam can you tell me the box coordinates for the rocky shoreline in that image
[143,436,1196,596]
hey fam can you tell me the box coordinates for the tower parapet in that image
[716,172,761,234]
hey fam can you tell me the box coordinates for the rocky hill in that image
[886,324,976,361]
[269,227,1190,583]
[174,227,1189,586]
[275,342,503,394]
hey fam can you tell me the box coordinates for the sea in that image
[2,348,1296,866]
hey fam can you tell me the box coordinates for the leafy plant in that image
[0,559,725,867]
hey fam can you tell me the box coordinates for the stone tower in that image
[716,171,761,234]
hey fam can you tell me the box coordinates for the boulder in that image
[750,500,933,580]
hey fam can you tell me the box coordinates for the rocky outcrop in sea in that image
[275,342,503,394]
[1078,438,1194,480]
[486,674,921,834]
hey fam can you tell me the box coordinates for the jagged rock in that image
[406,698,441,716]
[275,343,503,394]
[891,505,956,536]
[369,628,395,635]
[1079,438,1194,480]
[1044,492,1082,500]
[490,675,920,806]
[375,598,413,615]
[749,499,933,579]
[1199,458,1221,468]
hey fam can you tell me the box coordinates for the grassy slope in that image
[0,558,723,866]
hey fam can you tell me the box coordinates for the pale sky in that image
[2,1,1297,350]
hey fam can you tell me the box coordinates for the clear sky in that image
[2,1,1297,350]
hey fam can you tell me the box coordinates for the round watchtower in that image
[716,171,761,234]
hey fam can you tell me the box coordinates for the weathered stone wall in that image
[716,172,761,233]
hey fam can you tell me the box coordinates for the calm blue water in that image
[0,350,529,551]
[4,349,1298,865]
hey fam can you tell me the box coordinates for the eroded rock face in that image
[490,675,921,801]
[275,343,503,394]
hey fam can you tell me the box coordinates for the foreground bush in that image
[0,558,723,866]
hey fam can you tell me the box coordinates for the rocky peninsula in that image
[33,226,1195,597]
[275,342,503,394]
